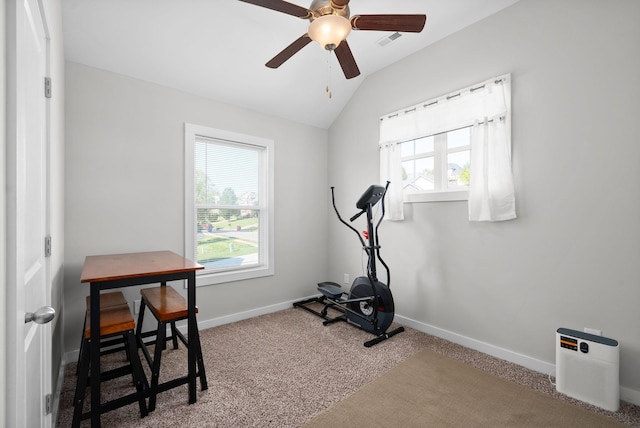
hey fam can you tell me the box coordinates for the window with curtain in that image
[184,123,274,285]
[379,74,515,222]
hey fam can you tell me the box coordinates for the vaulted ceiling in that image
[61,0,519,128]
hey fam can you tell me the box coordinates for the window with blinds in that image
[185,124,274,285]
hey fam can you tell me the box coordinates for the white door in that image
[6,0,53,426]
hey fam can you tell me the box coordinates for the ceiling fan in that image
[238,0,427,79]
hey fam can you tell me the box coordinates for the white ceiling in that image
[61,0,519,129]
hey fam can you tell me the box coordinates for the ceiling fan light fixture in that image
[308,14,351,51]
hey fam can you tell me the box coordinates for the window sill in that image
[404,190,469,203]
[196,265,274,286]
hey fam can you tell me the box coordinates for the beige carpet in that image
[56,307,640,427]
[305,349,624,427]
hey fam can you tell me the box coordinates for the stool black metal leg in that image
[174,326,208,391]
[148,320,166,412]
[126,331,148,417]
[136,300,155,369]
[192,326,208,390]
[170,322,179,349]
[136,300,146,337]
[72,339,90,428]
[122,332,131,364]
[75,322,85,376]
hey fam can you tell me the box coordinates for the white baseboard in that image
[197,299,297,330]
[395,315,555,374]
[395,314,640,407]
[51,353,67,427]
[621,386,640,407]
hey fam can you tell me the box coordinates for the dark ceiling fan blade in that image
[350,14,427,33]
[266,34,312,68]
[334,40,360,79]
[238,0,311,19]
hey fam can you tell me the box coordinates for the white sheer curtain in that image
[379,142,404,220]
[379,74,515,221]
[468,115,516,221]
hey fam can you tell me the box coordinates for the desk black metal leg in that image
[90,283,102,427]
[188,273,197,404]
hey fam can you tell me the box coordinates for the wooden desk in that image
[81,251,204,427]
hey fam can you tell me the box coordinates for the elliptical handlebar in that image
[349,210,366,223]
[330,182,392,288]
[331,187,366,248]
[379,181,389,222]
[376,181,391,288]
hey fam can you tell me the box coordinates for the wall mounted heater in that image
[556,327,619,411]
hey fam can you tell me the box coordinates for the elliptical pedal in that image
[317,282,344,300]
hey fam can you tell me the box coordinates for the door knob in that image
[25,306,56,324]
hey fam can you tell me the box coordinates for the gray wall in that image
[328,0,640,398]
[1,1,6,420]
[63,62,329,352]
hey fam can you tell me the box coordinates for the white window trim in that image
[184,123,275,286]
[405,189,469,203]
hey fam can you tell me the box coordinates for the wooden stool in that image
[76,292,129,373]
[87,291,128,308]
[72,300,147,427]
[136,284,207,411]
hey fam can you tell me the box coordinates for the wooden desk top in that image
[80,250,203,283]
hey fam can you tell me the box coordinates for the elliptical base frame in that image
[293,284,405,348]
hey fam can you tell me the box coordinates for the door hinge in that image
[44,76,52,98]
[44,235,52,257]
[45,393,52,414]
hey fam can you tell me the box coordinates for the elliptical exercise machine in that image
[294,182,404,347]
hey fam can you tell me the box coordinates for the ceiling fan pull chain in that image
[326,50,333,99]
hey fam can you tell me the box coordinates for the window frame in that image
[184,123,275,286]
